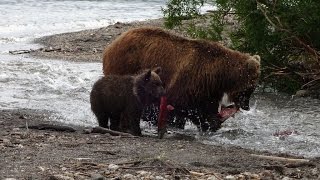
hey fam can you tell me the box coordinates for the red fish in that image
[218,106,239,122]
[157,96,174,138]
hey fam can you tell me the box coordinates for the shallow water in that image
[0,0,319,158]
[0,55,102,126]
[199,93,320,158]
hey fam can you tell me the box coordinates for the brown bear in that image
[102,27,261,132]
[90,67,165,136]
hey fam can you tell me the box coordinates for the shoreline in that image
[30,18,167,62]
[2,108,319,179]
[2,18,320,179]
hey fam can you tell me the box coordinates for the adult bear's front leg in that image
[199,102,222,132]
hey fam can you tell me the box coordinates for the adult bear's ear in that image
[144,70,152,82]
[252,55,261,63]
[153,66,162,75]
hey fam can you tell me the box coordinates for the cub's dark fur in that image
[90,68,164,136]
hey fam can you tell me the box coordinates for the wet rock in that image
[83,128,92,134]
[295,90,310,97]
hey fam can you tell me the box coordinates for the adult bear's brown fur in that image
[90,67,164,136]
[102,27,261,131]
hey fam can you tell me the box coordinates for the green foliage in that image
[162,0,205,28]
[162,0,320,94]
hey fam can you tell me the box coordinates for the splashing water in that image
[0,55,102,126]
[200,93,320,158]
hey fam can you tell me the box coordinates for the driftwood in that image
[25,123,76,132]
[9,47,62,55]
[9,50,33,55]
[250,154,310,163]
[285,161,316,168]
[90,126,136,137]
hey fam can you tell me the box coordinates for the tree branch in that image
[256,0,320,62]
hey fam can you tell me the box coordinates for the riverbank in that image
[30,19,167,62]
[2,19,320,179]
[1,108,320,179]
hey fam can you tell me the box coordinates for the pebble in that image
[225,175,236,180]
[136,170,150,176]
[155,175,164,180]
[311,168,318,176]
[242,172,260,179]
[281,177,291,180]
[122,174,136,179]
[206,176,219,180]
[108,164,119,171]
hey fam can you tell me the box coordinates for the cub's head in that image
[134,67,165,104]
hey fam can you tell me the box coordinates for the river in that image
[0,0,319,158]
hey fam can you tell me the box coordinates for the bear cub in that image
[90,67,164,136]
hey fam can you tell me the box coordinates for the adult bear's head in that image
[229,54,261,111]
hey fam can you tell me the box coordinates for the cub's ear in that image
[144,70,152,82]
[153,66,162,75]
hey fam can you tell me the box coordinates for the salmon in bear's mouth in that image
[218,105,239,122]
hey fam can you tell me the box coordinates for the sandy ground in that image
[2,18,320,179]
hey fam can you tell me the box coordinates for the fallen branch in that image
[25,123,76,132]
[90,126,136,137]
[9,50,33,55]
[115,160,142,166]
[9,47,62,55]
[93,150,118,155]
[121,166,158,169]
[41,47,61,52]
[301,77,320,89]
[250,154,310,163]
[285,161,316,168]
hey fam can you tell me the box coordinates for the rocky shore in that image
[1,18,320,179]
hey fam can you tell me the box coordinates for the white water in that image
[0,0,319,158]
[199,93,320,158]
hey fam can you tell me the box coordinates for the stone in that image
[122,174,136,179]
[225,175,236,180]
[108,164,119,171]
